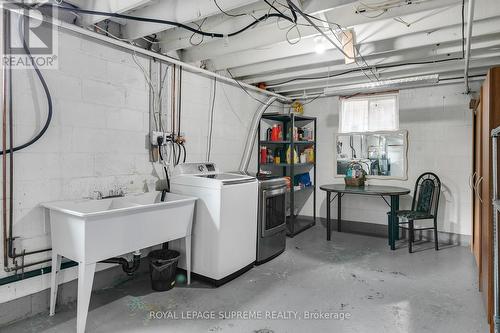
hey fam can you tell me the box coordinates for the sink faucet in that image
[91,186,127,200]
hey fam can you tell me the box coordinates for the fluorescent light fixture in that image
[314,36,326,54]
[323,74,439,95]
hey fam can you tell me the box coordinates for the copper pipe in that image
[171,64,176,134]
[2,10,9,269]
[10,247,52,258]
[10,258,52,273]
[177,67,182,136]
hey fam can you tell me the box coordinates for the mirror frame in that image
[334,129,408,180]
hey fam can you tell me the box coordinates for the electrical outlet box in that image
[150,131,164,145]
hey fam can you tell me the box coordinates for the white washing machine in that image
[170,162,258,286]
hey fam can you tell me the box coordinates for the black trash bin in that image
[148,249,180,291]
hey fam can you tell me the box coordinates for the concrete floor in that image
[3,226,487,333]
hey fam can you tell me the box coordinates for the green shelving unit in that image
[258,113,317,237]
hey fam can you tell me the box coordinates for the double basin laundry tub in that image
[41,191,197,333]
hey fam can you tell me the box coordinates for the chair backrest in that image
[411,172,441,217]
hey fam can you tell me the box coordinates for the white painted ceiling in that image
[63,0,500,96]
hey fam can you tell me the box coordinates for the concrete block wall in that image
[0,28,272,303]
[299,83,478,237]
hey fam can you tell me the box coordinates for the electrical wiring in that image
[285,24,301,45]
[180,143,187,163]
[132,54,169,133]
[157,143,170,191]
[213,0,247,17]
[272,0,466,87]
[92,22,161,45]
[158,63,170,132]
[60,0,371,82]
[213,0,260,21]
[288,93,323,108]
[268,57,463,87]
[225,69,285,108]
[355,8,388,19]
[44,3,294,39]
[264,0,288,19]
[328,26,378,82]
[286,0,298,23]
[392,5,457,28]
[355,0,410,14]
[285,2,378,82]
[132,52,161,131]
[189,18,207,46]
[206,78,217,162]
[262,0,300,45]
[354,0,434,18]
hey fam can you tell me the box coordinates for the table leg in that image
[337,193,342,232]
[77,262,96,333]
[392,195,400,241]
[389,195,399,250]
[387,209,393,246]
[326,191,331,241]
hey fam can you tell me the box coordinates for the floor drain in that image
[255,330,274,333]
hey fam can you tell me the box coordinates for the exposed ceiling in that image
[63,0,500,96]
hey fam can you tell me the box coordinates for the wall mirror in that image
[335,130,408,180]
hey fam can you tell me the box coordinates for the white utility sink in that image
[41,191,197,333]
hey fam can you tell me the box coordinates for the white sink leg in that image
[77,262,96,333]
[49,253,62,316]
[185,235,191,285]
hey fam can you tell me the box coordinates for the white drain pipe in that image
[239,97,278,173]
[464,0,475,93]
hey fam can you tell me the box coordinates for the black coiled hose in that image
[1,18,53,155]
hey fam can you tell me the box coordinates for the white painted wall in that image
[0,28,273,302]
[298,83,477,237]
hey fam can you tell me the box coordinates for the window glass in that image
[340,94,398,132]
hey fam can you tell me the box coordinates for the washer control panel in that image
[172,162,218,176]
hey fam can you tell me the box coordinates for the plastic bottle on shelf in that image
[286,146,299,164]
[260,146,267,164]
[267,148,274,163]
[271,125,279,141]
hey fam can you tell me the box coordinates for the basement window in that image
[339,93,399,133]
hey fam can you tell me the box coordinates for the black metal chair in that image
[395,172,441,253]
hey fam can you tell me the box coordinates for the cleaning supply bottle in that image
[287,146,299,164]
[271,125,279,141]
[260,146,267,164]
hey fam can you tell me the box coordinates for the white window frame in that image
[339,93,400,133]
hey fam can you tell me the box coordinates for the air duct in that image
[323,74,439,96]
[239,97,278,173]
